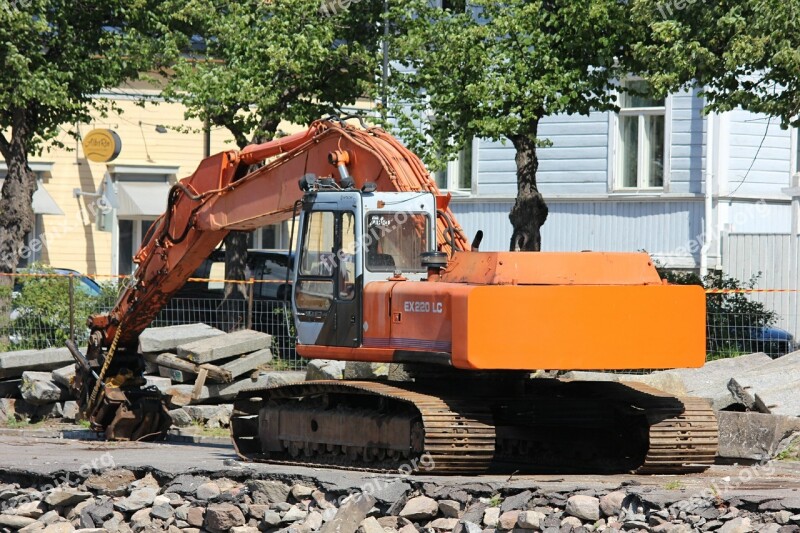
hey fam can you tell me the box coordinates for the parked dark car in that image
[164,249,294,344]
[14,267,103,297]
[747,326,796,359]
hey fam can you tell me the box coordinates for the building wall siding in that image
[668,88,705,195]
[726,109,793,197]
[451,199,704,268]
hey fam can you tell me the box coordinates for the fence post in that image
[247,278,255,330]
[68,274,75,343]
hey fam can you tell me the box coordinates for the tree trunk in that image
[0,129,36,347]
[223,231,249,301]
[508,129,549,251]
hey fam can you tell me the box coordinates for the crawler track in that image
[230,378,718,475]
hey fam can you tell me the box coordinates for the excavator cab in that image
[292,189,437,348]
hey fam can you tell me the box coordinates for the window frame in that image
[611,80,672,193]
[434,138,478,194]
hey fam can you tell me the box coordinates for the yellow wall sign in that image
[82,129,122,163]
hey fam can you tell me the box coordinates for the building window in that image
[435,140,473,192]
[118,219,155,276]
[616,80,666,190]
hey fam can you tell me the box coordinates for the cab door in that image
[292,201,362,347]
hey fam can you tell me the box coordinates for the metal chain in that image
[88,326,123,411]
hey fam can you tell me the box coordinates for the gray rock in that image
[566,496,600,522]
[263,510,282,528]
[600,492,626,518]
[429,518,460,530]
[164,475,210,495]
[306,360,346,381]
[305,511,324,531]
[144,375,172,392]
[727,351,800,415]
[41,524,75,533]
[10,500,46,519]
[439,500,462,519]
[206,503,246,533]
[85,500,114,524]
[20,372,68,405]
[462,503,488,526]
[498,511,520,530]
[36,402,63,419]
[282,506,308,523]
[0,397,17,421]
[44,488,92,507]
[247,480,291,504]
[0,347,73,379]
[718,411,800,461]
[320,494,376,533]
[462,522,483,533]
[501,492,533,513]
[263,371,307,387]
[186,507,205,528]
[151,504,175,521]
[139,323,225,353]
[343,362,389,380]
[85,469,136,497]
[62,401,80,422]
[195,482,221,501]
[169,408,193,428]
[561,516,583,529]
[291,484,316,500]
[484,508,501,528]
[400,496,439,521]
[518,511,546,529]
[114,487,159,512]
[718,517,752,533]
[51,365,76,388]
[0,514,38,528]
[177,329,270,364]
[358,516,385,533]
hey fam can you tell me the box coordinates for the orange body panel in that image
[344,252,707,371]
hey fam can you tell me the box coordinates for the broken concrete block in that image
[664,352,773,411]
[618,372,688,396]
[183,405,232,423]
[177,329,271,364]
[717,411,800,462]
[144,376,173,392]
[344,362,389,380]
[169,408,192,428]
[62,401,80,422]
[727,351,800,416]
[51,365,76,389]
[220,348,273,379]
[0,398,15,422]
[20,371,69,405]
[306,360,345,381]
[0,348,73,379]
[139,323,225,354]
[166,371,305,403]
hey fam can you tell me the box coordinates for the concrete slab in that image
[727,351,800,415]
[139,323,225,354]
[560,371,687,396]
[20,371,69,405]
[220,348,273,379]
[0,348,73,379]
[717,411,800,461]
[165,371,305,403]
[51,365,76,389]
[177,330,271,364]
[662,352,773,410]
[144,376,173,392]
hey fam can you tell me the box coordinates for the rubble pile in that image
[0,469,799,533]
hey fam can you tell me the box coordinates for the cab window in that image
[365,213,430,272]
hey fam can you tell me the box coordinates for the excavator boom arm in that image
[92,119,468,347]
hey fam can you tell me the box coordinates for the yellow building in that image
[4,84,308,277]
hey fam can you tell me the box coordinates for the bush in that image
[7,266,111,350]
[658,267,776,359]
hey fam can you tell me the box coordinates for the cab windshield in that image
[364,212,430,272]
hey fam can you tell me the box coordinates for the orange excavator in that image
[67,116,718,474]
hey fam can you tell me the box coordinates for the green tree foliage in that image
[630,1,800,128]
[161,0,382,298]
[388,0,636,250]
[0,0,163,285]
[6,267,115,350]
[659,268,777,359]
